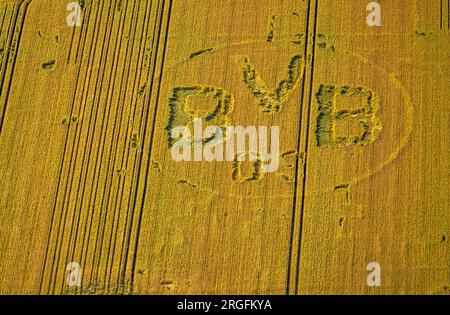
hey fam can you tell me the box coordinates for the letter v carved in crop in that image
[241,54,304,113]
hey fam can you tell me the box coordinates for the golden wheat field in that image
[0,0,448,295]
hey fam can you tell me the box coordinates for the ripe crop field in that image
[0,0,448,295]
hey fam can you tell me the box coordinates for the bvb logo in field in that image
[162,11,412,189]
